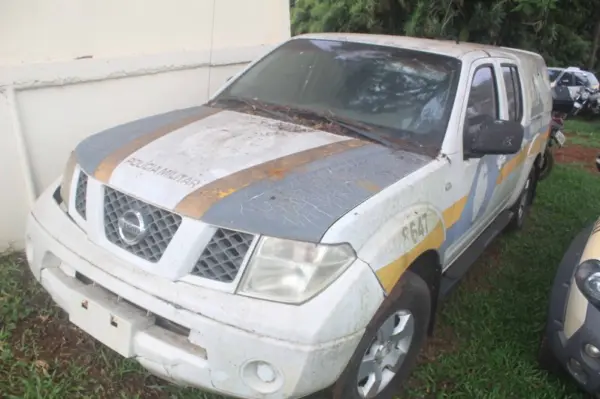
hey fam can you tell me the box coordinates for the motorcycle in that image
[539,84,596,181]
[573,84,600,116]
[538,111,567,180]
[589,91,600,115]
[572,86,593,116]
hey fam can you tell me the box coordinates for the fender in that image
[358,203,446,294]
[564,218,600,337]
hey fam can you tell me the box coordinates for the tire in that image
[506,166,537,232]
[538,147,554,181]
[330,271,431,399]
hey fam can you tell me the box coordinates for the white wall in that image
[0,0,291,250]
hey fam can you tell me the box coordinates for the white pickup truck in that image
[25,33,552,399]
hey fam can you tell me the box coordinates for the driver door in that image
[443,59,507,266]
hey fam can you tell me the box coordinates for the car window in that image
[558,72,574,86]
[464,66,498,135]
[217,38,462,153]
[585,72,599,87]
[575,72,589,86]
[548,69,562,82]
[502,65,523,122]
[531,70,547,116]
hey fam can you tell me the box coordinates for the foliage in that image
[291,0,600,72]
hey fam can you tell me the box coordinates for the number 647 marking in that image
[402,214,429,245]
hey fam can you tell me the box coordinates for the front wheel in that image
[331,271,431,399]
[538,147,554,181]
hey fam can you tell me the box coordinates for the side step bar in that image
[439,210,514,299]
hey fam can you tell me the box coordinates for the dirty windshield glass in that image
[215,38,462,152]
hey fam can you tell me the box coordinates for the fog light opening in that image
[584,343,600,358]
[241,360,283,394]
[567,358,588,384]
[256,362,276,383]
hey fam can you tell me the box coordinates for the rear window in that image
[501,65,523,122]
[548,69,562,82]
[585,72,599,86]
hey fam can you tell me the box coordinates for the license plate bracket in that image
[69,285,155,357]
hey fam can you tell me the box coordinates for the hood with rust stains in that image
[75,106,433,242]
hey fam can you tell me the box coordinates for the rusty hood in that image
[75,106,432,242]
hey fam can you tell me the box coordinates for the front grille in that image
[103,187,182,262]
[74,172,88,219]
[191,228,254,282]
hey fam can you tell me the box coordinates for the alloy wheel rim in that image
[356,310,415,398]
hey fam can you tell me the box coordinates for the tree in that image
[291,0,600,72]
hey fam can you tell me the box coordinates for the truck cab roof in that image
[294,32,545,62]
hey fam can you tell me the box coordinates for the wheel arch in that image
[406,249,443,336]
[534,152,543,173]
[378,249,443,337]
[532,153,542,201]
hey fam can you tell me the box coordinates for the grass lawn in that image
[2,119,600,398]
[562,118,600,148]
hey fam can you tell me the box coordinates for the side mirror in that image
[596,154,600,172]
[466,119,524,157]
[559,78,571,86]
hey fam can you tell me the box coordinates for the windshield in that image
[548,69,562,82]
[214,38,462,152]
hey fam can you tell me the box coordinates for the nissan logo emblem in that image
[117,209,149,245]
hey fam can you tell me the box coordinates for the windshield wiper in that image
[330,117,397,148]
[282,107,396,148]
[211,98,417,151]
[210,95,294,122]
[287,107,439,156]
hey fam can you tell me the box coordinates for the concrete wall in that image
[0,0,291,250]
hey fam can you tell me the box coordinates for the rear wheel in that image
[331,271,431,399]
[506,167,536,232]
[538,147,554,181]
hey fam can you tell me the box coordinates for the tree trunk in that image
[589,20,600,70]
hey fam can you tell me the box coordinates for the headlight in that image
[575,259,600,305]
[237,237,356,304]
[59,152,77,209]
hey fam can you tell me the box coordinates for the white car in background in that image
[549,66,600,113]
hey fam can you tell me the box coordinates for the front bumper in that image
[25,182,385,399]
[545,223,600,393]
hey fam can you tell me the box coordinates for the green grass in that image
[406,163,600,398]
[565,118,600,148]
[3,121,600,398]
